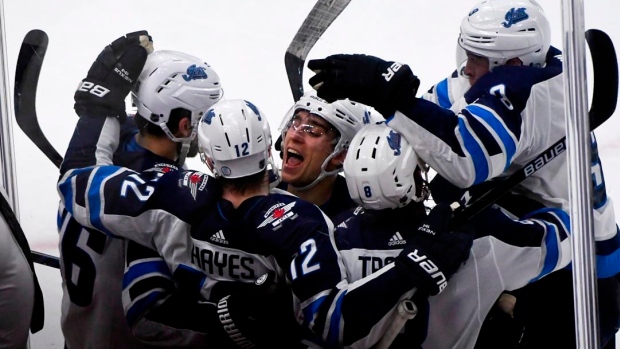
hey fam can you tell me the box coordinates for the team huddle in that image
[48,0,620,348]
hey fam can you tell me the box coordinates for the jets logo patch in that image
[181,171,208,200]
[258,201,297,230]
[182,64,209,81]
[502,7,528,28]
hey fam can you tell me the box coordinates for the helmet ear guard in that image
[458,0,551,71]
[344,123,427,210]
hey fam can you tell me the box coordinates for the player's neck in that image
[135,133,178,161]
[287,174,337,207]
[222,178,270,209]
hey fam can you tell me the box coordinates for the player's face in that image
[463,51,490,86]
[281,110,337,186]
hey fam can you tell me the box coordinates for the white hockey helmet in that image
[344,123,426,210]
[197,99,275,179]
[459,0,551,70]
[131,50,223,143]
[279,93,373,190]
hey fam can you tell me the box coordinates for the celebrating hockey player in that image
[306,0,620,347]
[58,31,223,348]
[339,122,577,348]
[276,92,382,219]
[57,94,474,348]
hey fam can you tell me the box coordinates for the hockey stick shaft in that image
[285,0,352,102]
[449,28,618,228]
[14,29,62,269]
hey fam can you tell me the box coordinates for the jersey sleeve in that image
[388,65,561,188]
[58,165,218,283]
[60,115,121,175]
[421,67,470,110]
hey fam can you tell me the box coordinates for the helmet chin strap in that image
[177,140,191,167]
[161,121,198,167]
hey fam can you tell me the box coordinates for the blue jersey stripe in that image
[327,290,347,346]
[123,259,171,289]
[58,167,94,217]
[87,166,123,236]
[466,104,517,171]
[457,116,488,184]
[436,78,452,108]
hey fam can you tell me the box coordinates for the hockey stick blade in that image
[450,28,618,228]
[14,29,63,168]
[285,0,352,102]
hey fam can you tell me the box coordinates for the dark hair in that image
[219,169,267,195]
[134,108,192,137]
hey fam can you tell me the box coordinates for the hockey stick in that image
[276,0,352,152]
[449,28,618,228]
[285,0,352,102]
[375,28,618,349]
[14,29,62,269]
[14,29,63,168]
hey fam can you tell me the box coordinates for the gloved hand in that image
[394,203,473,295]
[208,272,303,348]
[308,54,420,117]
[74,30,154,121]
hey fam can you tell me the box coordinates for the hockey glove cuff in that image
[308,54,420,118]
[74,31,153,122]
[394,203,473,295]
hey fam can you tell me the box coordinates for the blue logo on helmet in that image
[182,64,209,81]
[202,108,216,125]
[387,130,402,156]
[244,100,262,121]
[363,110,371,124]
[502,7,528,28]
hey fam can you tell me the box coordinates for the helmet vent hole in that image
[361,167,368,172]
[371,148,377,159]
[355,149,361,159]
[224,133,231,147]
[246,128,250,142]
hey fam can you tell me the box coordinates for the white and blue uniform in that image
[58,114,197,349]
[388,47,620,347]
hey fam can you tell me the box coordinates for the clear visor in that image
[279,106,337,139]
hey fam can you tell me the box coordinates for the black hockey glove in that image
[209,272,303,349]
[74,30,154,121]
[308,54,420,117]
[394,203,473,296]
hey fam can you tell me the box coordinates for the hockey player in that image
[306,0,620,347]
[59,31,223,349]
[276,92,382,219]
[57,98,474,348]
[340,122,574,348]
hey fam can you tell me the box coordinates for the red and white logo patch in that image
[182,171,209,200]
[258,201,297,229]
